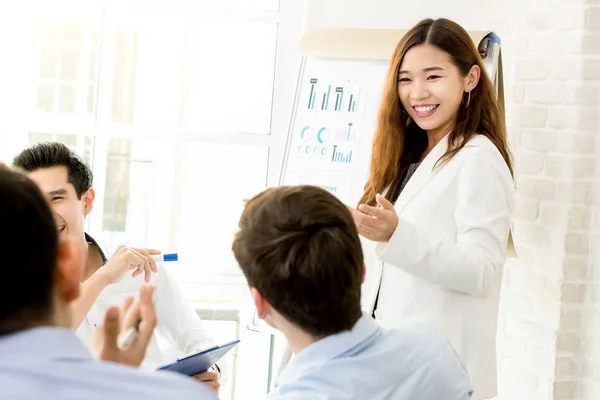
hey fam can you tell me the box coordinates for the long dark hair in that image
[359,18,513,207]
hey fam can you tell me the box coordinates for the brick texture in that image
[483,0,599,398]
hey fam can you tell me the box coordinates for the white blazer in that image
[361,133,515,400]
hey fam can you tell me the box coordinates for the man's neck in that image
[279,322,322,354]
[52,305,72,329]
[47,294,72,330]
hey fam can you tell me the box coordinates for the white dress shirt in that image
[269,315,473,400]
[0,327,217,400]
[76,234,223,376]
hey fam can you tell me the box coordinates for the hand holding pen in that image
[93,284,157,367]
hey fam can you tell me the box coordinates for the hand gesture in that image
[103,245,160,284]
[93,285,157,367]
[349,194,399,242]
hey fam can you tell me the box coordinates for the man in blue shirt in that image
[233,185,474,400]
[0,164,216,400]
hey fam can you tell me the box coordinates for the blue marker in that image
[151,253,178,262]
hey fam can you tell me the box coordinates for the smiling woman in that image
[397,45,477,141]
[350,18,515,400]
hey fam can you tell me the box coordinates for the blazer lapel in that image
[393,133,449,213]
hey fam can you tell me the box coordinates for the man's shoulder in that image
[383,320,448,344]
[349,321,466,378]
[0,353,217,400]
[381,323,472,395]
[379,321,454,359]
[271,322,471,400]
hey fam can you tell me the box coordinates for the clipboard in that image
[156,340,240,376]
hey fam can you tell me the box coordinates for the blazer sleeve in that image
[375,146,515,295]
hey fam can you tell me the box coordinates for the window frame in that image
[37,1,308,282]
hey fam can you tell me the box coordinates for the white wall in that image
[305,0,486,30]
[304,0,600,399]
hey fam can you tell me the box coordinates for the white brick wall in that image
[486,0,600,398]
[575,2,600,399]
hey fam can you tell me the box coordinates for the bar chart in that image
[307,78,318,110]
[305,77,360,114]
[331,145,353,164]
[334,87,344,111]
[347,93,356,112]
[335,123,356,142]
[320,85,332,110]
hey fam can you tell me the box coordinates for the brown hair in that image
[232,185,364,337]
[0,164,58,335]
[13,141,93,199]
[359,18,513,207]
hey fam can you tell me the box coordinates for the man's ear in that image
[82,188,95,216]
[55,237,84,303]
[250,287,271,320]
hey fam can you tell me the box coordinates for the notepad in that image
[156,340,240,376]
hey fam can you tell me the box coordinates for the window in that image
[35,21,99,115]
[176,143,269,274]
[102,137,132,232]
[180,18,278,134]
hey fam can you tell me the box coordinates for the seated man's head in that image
[0,165,83,336]
[13,142,95,241]
[232,185,365,340]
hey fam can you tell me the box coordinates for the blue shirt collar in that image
[275,314,379,387]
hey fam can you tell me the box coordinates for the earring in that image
[465,91,471,108]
